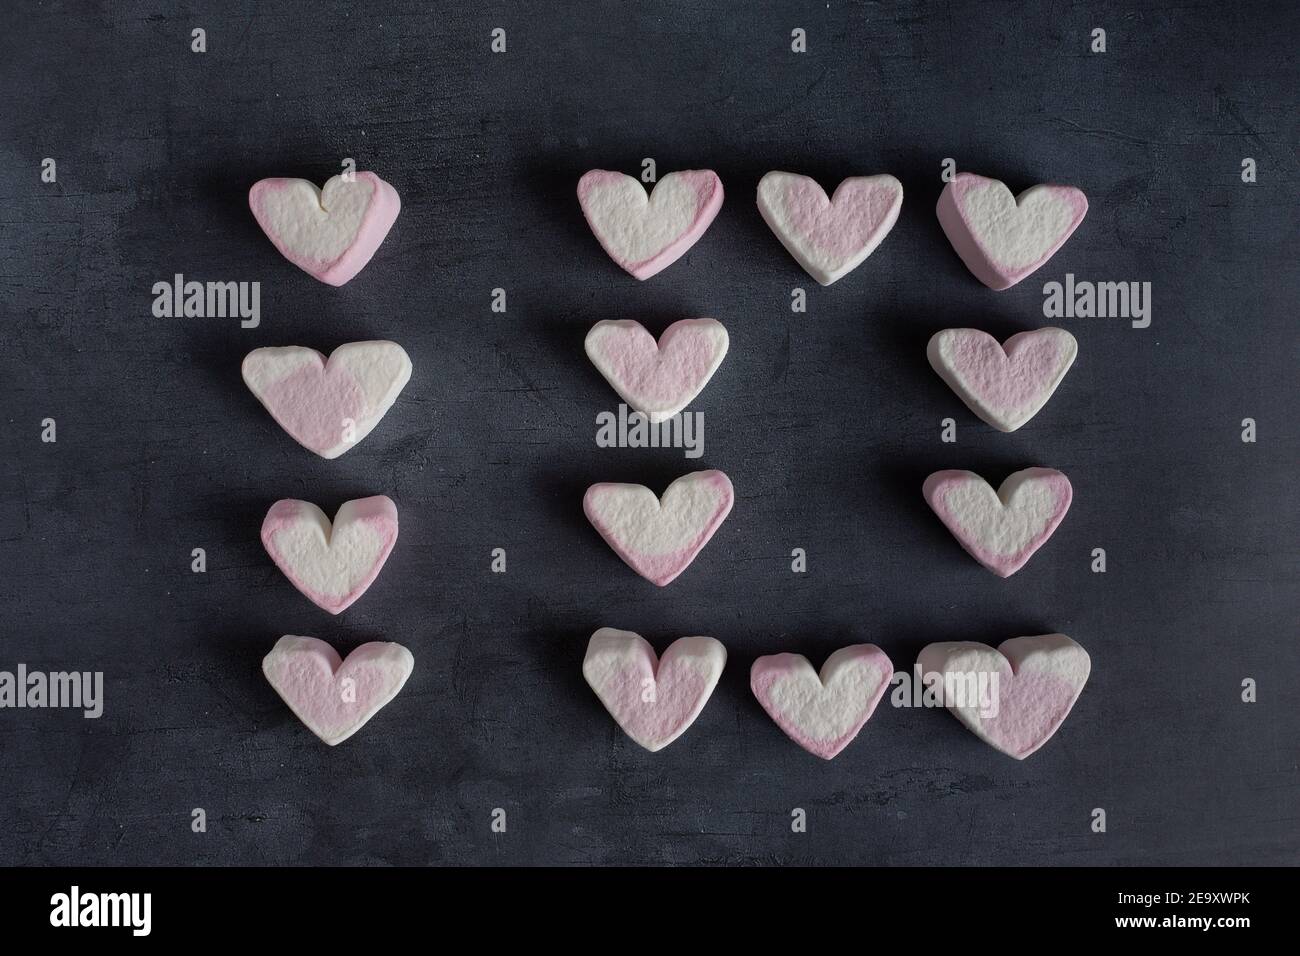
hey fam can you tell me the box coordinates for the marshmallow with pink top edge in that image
[923,468,1072,577]
[242,342,411,458]
[583,628,726,752]
[263,636,414,746]
[917,634,1090,759]
[757,171,903,286]
[577,169,723,280]
[927,328,1076,432]
[751,645,894,759]
[249,172,400,286]
[261,496,398,614]
[585,318,729,423]
[584,470,733,587]
[936,172,1087,290]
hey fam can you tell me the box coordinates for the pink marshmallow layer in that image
[249,171,401,286]
[924,468,1072,577]
[582,628,727,752]
[261,496,399,614]
[751,644,894,759]
[936,172,1087,290]
[241,342,412,458]
[584,318,729,423]
[583,470,734,586]
[918,634,1090,759]
[756,171,903,285]
[927,327,1077,432]
[262,636,414,746]
[577,169,723,280]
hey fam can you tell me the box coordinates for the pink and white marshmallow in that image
[757,171,903,286]
[261,496,398,614]
[924,468,1071,577]
[927,327,1077,432]
[583,628,726,752]
[584,470,733,586]
[249,171,401,286]
[577,169,723,280]
[936,172,1087,290]
[917,634,1090,759]
[242,341,412,458]
[263,636,414,746]
[585,318,729,423]
[751,644,894,760]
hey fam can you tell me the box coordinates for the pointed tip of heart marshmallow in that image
[577,169,723,280]
[923,468,1072,577]
[584,318,729,423]
[241,341,412,458]
[917,634,1090,759]
[249,171,401,286]
[583,470,734,586]
[583,628,727,752]
[756,171,903,286]
[261,495,399,614]
[262,635,414,745]
[926,327,1077,432]
[936,172,1087,290]
[751,644,894,759]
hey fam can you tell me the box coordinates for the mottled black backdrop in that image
[1,1,1296,865]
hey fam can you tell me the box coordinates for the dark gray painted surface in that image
[1,1,1296,866]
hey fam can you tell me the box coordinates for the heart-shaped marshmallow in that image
[936,172,1087,290]
[262,635,414,746]
[584,470,733,586]
[261,496,398,614]
[751,644,894,760]
[242,341,412,458]
[249,171,401,286]
[927,327,1077,432]
[585,318,729,423]
[924,468,1071,577]
[583,628,726,752]
[757,172,903,286]
[917,634,1090,759]
[577,169,723,280]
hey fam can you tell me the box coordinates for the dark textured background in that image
[1,1,1296,866]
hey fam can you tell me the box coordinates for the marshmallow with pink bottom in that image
[261,496,398,614]
[583,628,726,752]
[927,328,1077,432]
[751,645,894,759]
[924,468,1071,577]
[249,171,400,286]
[936,172,1087,290]
[577,170,723,280]
[263,636,414,746]
[757,172,903,285]
[584,470,734,586]
[242,341,411,458]
[918,634,1090,759]
[585,318,729,423]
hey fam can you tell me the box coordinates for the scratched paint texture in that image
[0,1,1297,865]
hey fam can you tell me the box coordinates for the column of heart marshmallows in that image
[239,166,1091,760]
[577,167,1091,761]
[242,172,412,746]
